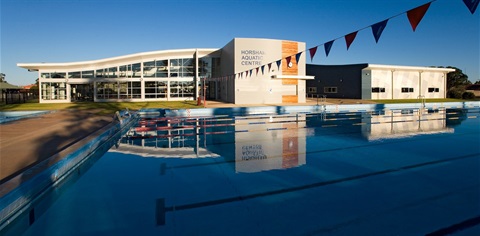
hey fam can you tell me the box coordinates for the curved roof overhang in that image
[18,48,220,71]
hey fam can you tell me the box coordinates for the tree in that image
[445,66,471,90]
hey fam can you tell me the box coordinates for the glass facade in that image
[38,55,220,101]
[145,81,167,98]
[41,82,67,100]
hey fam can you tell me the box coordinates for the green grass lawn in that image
[0,101,199,115]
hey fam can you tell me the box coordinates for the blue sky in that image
[1,0,478,85]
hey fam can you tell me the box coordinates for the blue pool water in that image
[19,108,480,235]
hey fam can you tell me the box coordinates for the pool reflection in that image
[113,108,461,173]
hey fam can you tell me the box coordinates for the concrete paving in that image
[0,110,113,191]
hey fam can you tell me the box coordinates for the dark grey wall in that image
[306,64,368,99]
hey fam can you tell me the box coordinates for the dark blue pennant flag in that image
[324,40,334,57]
[463,0,479,14]
[295,52,302,65]
[371,19,389,43]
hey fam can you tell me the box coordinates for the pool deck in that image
[0,109,114,192]
[0,98,372,193]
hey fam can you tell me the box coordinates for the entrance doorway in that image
[70,84,93,101]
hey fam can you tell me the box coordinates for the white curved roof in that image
[17,48,220,71]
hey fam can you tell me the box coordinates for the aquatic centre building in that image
[306,64,455,100]
[18,38,313,104]
[18,37,454,104]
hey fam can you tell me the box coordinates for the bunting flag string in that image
[206,0,476,83]
[463,0,479,14]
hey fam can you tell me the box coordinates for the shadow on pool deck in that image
[0,109,114,196]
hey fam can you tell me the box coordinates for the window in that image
[96,82,117,99]
[199,57,221,78]
[119,65,132,78]
[132,63,141,78]
[372,87,385,93]
[170,81,195,98]
[143,61,156,77]
[145,81,167,98]
[401,87,414,93]
[69,71,81,78]
[41,82,67,100]
[324,87,337,93]
[308,87,317,93]
[428,88,440,93]
[96,69,104,78]
[82,70,94,78]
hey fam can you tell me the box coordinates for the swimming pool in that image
[7,106,480,235]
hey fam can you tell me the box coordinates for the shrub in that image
[462,91,475,99]
[447,89,463,99]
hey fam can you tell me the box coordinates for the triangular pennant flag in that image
[324,40,334,57]
[407,2,431,32]
[309,46,318,62]
[344,31,358,50]
[371,19,389,43]
[268,63,272,72]
[249,69,253,77]
[261,65,265,75]
[463,0,479,14]
[295,52,302,65]
[276,60,281,70]
[285,56,292,66]
[256,67,259,75]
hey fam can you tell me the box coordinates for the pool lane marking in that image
[160,153,479,215]
[425,215,480,236]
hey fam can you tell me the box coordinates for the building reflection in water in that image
[112,108,461,173]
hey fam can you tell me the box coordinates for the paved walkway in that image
[0,110,113,192]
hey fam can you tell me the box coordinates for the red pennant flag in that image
[371,19,389,43]
[463,0,479,14]
[268,63,272,72]
[285,56,292,66]
[407,3,431,32]
[344,31,358,50]
[309,46,318,62]
[256,67,259,75]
